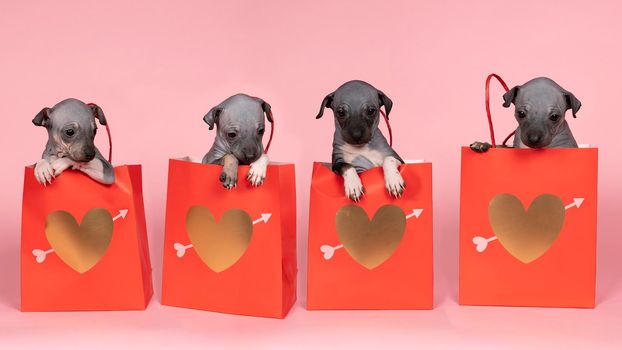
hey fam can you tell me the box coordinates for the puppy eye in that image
[367,107,376,115]
[227,132,237,138]
[517,111,526,119]
[550,114,560,122]
[258,128,265,136]
[65,129,75,137]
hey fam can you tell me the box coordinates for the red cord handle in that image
[87,103,112,163]
[485,73,510,148]
[379,108,393,147]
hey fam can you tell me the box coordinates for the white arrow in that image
[253,213,272,225]
[321,208,424,261]
[175,212,272,258]
[473,197,584,253]
[33,209,129,263]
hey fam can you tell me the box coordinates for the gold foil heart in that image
[45,209,113,273]
[488,194,565,263]
[335,204,406,269]
[185,206,253,272]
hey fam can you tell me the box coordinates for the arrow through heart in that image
[174,212,272,258]
[320,207,424,262]
[472,196,584,257]
[32,209,129,264]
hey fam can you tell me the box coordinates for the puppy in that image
[471,77,581,152]
[316,80,404,201]
[202,94,272,189]
[33,98,115,185]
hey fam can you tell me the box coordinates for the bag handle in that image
[485,73,515,147]
[378,108,393,147]
[87,103,113,163]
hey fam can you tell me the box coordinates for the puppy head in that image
[203,94,272,164]
[503,77,581,148]
[33,98,106,162]
[316,80,392,145]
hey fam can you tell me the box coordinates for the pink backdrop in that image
[1,0,620,348]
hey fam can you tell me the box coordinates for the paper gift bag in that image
[161,159,297,318]
[459,73,598,308]
[307,162,433,310]
[21,165,153,311]
[459,147,598,307]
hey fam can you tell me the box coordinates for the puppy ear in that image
[259,99,273,123]
[502,86,520,107]
[315,93,334,119]
[88,103,108,125]
[563,91,582,118]
[377,90,393,118]
[203,106,222,130]
[32,107,51,127]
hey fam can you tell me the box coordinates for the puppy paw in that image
[343,167,364,202]
[247,154,268,186]
[470,141,492,153]
[383,156,405,198]
[34,159,54,185]
[51,157,75,177]
[385,171,405,198]
[219,168,238,190]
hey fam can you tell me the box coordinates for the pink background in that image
[1,0,620,348]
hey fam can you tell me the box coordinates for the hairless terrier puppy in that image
[471,77,581,152]
[33,98,115,185]
[202,94,272,189]
[316,80,404,201]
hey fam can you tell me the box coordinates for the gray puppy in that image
[202,94,272,189]
[316,80,404,201]
[33,98,115,185]
[471,77,581,151]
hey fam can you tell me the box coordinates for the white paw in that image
[343,167,364,201]
[383,157,405,198]
[247,154,268,186]
[34,159,54,185]
[51,157,74,177]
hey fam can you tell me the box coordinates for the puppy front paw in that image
[385,171,405,198]
[470,141,492,153]
[219,168,238,190]
[34,159,54,185]
[247,154,268,186]
[51,157,75,177]
[343,167,364,202]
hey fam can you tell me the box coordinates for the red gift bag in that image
[21,157,153,310]
[459,74,598,308]
[307,162,433,310]
[161,159,297,318]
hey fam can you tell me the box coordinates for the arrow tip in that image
[412,209,423,218]
[119,209,129,218]
[574,198,585,208]
[261,213,272,223]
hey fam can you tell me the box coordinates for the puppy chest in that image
[339,144,385,167]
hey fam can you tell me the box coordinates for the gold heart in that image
[335,205,406,269]
[488,194,565,263]
[185,206,253,273]
[45,209,113,273]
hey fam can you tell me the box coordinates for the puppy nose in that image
[528,134,541,144]
[351,129,363,140]
[85,149,96,159]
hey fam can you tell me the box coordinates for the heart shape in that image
[472,236,490,253]
[488,194,565,263]
[45,209,113,273]
[335,204,406,269]
[185,206,253,273]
